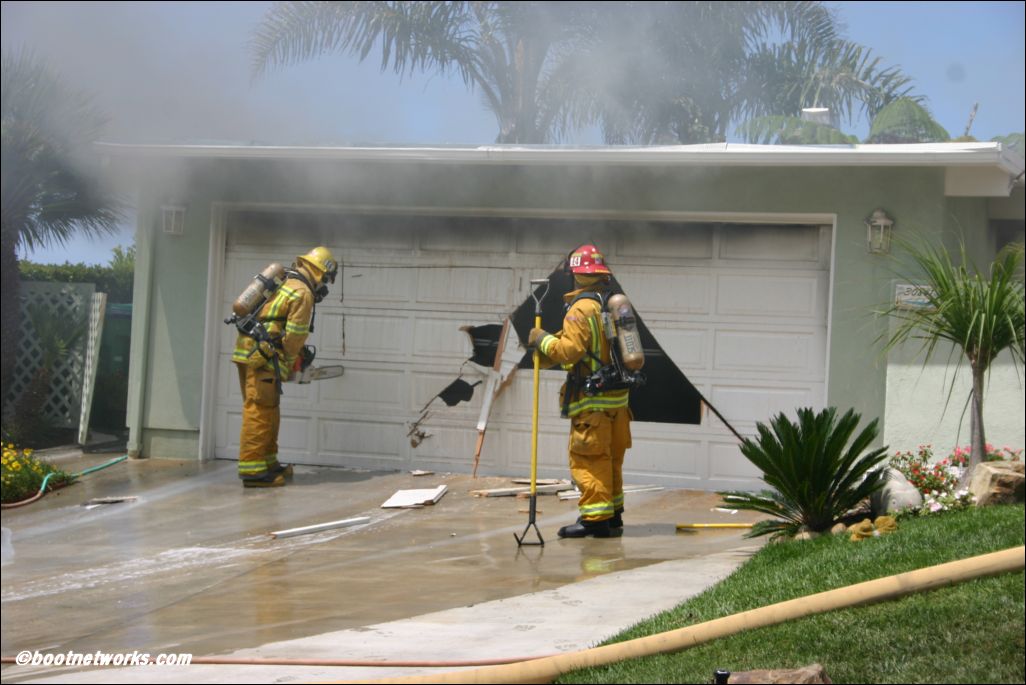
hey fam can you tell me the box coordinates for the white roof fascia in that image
[94,141,1020,170]
[95,142,1024,196]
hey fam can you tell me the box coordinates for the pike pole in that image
[515,278,550,547]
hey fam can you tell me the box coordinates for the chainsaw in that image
[286,345,344,384]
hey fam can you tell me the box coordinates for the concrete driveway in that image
[1,450,763,683]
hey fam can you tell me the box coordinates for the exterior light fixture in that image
[161,205,186,236]
[865,208,894,254]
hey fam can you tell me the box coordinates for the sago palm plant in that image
[719,407,889,539]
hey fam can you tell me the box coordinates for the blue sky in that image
[3,0,1023,265]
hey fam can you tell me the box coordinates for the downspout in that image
[196,205,227,461]
[126,194,156,458]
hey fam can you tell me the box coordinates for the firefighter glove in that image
[528,327,548,349]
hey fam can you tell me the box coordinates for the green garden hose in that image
[1,455,127,509]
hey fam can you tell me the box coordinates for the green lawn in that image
[559,504,1025,684]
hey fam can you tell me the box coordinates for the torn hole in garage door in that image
[409,362,482,448]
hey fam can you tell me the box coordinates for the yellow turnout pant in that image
[237,365,282,479]
[568,407,631,522]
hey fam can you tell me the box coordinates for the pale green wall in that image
[885,346,1024,459]
[129,159,1005,459]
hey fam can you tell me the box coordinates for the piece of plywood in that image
[381,485,448,508]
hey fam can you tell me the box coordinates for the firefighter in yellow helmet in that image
[528,244,632,537]
[231,246,338,487]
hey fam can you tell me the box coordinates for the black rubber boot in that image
[271,463,294,479]
[610,509,624,529]
[242,472,286,488]
[557,518,620,538]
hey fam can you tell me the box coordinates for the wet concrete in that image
[1,451,764,682]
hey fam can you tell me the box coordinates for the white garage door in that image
[212,211,830,491]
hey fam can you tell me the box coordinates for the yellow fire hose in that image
[349,545,1024,684]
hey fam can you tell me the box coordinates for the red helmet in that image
[566,244,611,275]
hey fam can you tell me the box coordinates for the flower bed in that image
[890,443,1023,516]
[1,444,74,505]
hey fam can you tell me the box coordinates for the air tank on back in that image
[232,262,286,317]
[607,293,644,370]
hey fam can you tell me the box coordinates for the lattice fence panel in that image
[78,292,108,443]
[2,282,96,429]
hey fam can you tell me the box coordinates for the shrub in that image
[1,444,74,504]
[19,245,134,303]
[888,443,1024,517]
[718,407,889,539]
[890,444,966,496]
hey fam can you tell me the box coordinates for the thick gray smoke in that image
[0,1,495,146]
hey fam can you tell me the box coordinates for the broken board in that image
[471,483,574,497]
[559,484,664,501]
[381,485,448,508]
[270,516,371,539]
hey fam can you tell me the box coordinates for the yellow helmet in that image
[297,246,338,283]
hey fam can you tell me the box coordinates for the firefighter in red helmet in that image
[528,244,632,537]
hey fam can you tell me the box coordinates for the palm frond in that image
[867,97,950,143]
[251,1,480,85]
[737,115,858,144]
[2,49,121,250]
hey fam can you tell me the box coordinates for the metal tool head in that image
[529,278,550,315]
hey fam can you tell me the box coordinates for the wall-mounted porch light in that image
[161,205,186,236]
[865,208,894,254]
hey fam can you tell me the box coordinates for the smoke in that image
[0,1,495,146]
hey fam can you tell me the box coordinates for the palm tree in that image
[1,50,121,398]
[583,2,918,145]
[584,1,833,144]
[864,98,950,143]
[740,96,948,145]
[251,1,598,144]
[881,239,1025,481]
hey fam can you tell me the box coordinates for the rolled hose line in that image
[2,546,1019,674]
[1,455,128,509]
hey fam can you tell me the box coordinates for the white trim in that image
[207,201,838,226]
[824,218,837,406]
[198,206,228,461]
[96,141,1023,175]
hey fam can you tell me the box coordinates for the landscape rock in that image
[871,468,923,514]
[727,663,832,683]
[969,461,1025,506]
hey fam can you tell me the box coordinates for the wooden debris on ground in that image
[470,481,573,498]
[559,484,663,501]
[82,496,138,509]
[381,485,449,508]
[270,516,371,539]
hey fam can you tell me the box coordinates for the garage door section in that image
[213,212,830,491]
